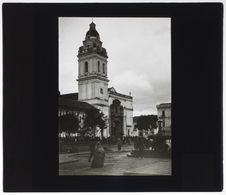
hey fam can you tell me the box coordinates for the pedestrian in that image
[134,136,138,150]
[138,137,145,159]
[117,138,122,151]
[91,141,105,168]
[127,137,131,145]
[88,138,96,162]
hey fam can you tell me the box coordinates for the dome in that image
[85,22,100,40]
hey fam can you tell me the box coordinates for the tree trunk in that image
[101,129,104,138]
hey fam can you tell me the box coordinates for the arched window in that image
[103,63,105,73]
[98,61,100,72]
[85,61,88,73]
[162,110,165,117]
[100,88,103,94]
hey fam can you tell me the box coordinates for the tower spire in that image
[78,20,108,58]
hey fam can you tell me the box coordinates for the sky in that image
[59,17,171,116]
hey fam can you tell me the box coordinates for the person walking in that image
[138,137,145,159]
[88,138,96,162]
[91,141,105,168]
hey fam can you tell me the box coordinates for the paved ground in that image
[59,148,171,176]
[59,144,134,164]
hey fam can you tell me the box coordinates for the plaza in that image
[59,145,171,176]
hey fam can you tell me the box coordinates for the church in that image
[59,22,133,138]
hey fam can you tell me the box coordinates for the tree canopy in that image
[136,115,158,130]
[58,113,80,134]
[58,108,106,137]
[83,108,107,137]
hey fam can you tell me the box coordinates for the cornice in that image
[77,74,109,82]
[78,53,108,61]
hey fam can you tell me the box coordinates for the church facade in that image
[60,22,133,138]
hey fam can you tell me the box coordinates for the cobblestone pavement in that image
[59,151,171,176]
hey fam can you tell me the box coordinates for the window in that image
[85,61,88,73]
[162,110,165,117]
[100,88,103,94]
[103,63,105,73]
[98,61,100,72]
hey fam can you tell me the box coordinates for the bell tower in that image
[77,22,109,109]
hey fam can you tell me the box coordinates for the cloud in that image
[110,71,153,94]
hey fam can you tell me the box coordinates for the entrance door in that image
[114,120,121,138]
[110,99,124,138]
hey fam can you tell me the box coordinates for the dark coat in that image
[91,146,105,168]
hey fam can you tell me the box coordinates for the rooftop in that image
[60,93,78,100]
[108,87,132,99]
[156,103,171,108]
[59,97,96,111]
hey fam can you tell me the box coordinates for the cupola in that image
[85,22,100,40]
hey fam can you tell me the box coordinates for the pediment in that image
[108,87,117,93]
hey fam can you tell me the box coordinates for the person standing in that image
[88,138,96,162]
[117,138,122,151]
[138,137,145,159]
[91,142,105,168]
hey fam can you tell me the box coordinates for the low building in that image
[156,103,171,136]
[58,95,96,136]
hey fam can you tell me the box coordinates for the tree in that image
[136,115,158,131]
[83,108,107,137]
[58,114,80,135]
[152,135,168,152]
